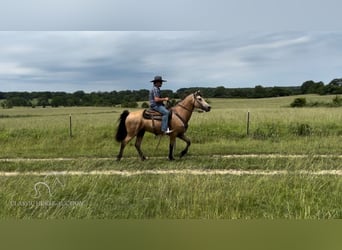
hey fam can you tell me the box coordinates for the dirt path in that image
[1,169,342,177]
[1,154,341,162]
[1,154,341,176]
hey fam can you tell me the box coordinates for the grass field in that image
[1,95,342,218]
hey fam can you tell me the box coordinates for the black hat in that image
[150,76,167,82]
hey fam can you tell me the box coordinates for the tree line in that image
[1,78,342,108]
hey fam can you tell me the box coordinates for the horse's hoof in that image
[169,157,175,161]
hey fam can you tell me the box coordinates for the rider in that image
[149,75,173,134]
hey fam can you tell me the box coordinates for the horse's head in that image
[193,91,211,112]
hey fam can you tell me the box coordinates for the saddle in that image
[143,109,172,121]
[143,109,173,135]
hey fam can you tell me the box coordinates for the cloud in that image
[1,0,342,31]
[0,62,41,76]
[0,31,341,92]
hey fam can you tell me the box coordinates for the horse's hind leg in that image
[117,135,134,161]
[135,129,146,160]
[178,133,191,158]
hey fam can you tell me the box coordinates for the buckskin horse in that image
[115,91,211,160]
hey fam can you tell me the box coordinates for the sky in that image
[0,0,341,92]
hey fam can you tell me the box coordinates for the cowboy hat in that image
[150,76,167,82]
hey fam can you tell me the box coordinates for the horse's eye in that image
[198,98,202,101]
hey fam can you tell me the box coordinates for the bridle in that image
[176,93,205,112]
[172,93,205,130]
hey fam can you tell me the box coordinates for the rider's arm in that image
[154,96,169,102]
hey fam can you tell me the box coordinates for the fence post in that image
[246,111,250,136]
[69,114,73,138]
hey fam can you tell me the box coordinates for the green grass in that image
[208,94,341,109]
[1,95,342,218]
[1,100,342,158]
[2,174,342,219]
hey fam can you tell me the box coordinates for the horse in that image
[115,91,211,161]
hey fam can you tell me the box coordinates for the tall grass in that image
[2,174,342,219]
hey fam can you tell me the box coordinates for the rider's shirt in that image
[149,86,164,108]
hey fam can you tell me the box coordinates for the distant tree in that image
[71,90,85,105]
[301,80,324,94]
[73,90,85,99]
[213,86,227,98]
[51,95,66,107]
[1,100,13,109]
[37,97,49,108]
[161,89,174,99]
[301,80,315,94]
[80,94,92,106]
[328,78,342,86]
[314,81,325,94]
[7,97,30,106]
[30,91,51,99]
[323,78,342,94]
[270,87,291,97]
[254,85,268,98]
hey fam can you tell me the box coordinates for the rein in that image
[176,103,193,112]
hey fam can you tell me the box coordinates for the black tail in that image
[115,110,129,142]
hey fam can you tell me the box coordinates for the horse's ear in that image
[195,90,201,96]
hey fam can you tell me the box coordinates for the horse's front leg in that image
[168,135,176,161]
[178,133,191,158]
